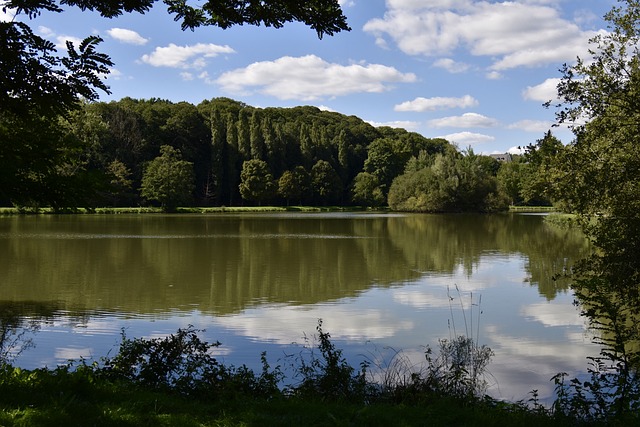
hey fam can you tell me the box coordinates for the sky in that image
[4,0,616,154]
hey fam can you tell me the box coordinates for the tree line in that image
[1,95,563,212]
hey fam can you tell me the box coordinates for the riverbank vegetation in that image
[4,90,562,214]
[0,92,569,213]
[0,322,628,427]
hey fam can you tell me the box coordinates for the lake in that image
[0,212,599,403]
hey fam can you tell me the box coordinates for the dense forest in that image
[0,96,560,212]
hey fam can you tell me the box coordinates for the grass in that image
[0,206,383,215]
[508,205,556,212]
[1,204,558,215]
[0,366,570,427]
[543,212,581,229]
[0,322,629,427]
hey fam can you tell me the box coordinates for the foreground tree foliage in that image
[545,0,640,420]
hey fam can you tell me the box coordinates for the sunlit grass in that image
[508,205,556,212]
[0,206,382,214]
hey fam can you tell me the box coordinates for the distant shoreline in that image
[0,205,555,215]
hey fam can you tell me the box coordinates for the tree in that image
[519,131,564,206]
[549,0,640,218]
[547,1,640,415]
[1,0,348,207]
[140,145,194,211]
[388,150,507,213]
[250,110,265,160]
[363,138,409,196]
[239,159,275,205]
[311,160,342,205]
[0,25,112,207]
[496,158,524,206]
[350,172,385,207]
[106,159,134,206]
[278,166,310,206]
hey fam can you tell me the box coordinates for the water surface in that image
[0,212,598,402]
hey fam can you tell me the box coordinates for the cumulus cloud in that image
[216,303,414,344]
[508,146,526,155]
[215,55,416,101]
[34,27,84,51]
[395,95,478,112]
[367,120,420,131]
[428,112,498,128]
[507,119,553,133]
[37,26,55,37]
[317,105,337,112]
[1,6,16,21]
[521,302,586,328]
[523,78,561,102]
[364,1,597,72]
[105,68,123,80]
[107,28,149,45]
[433,58,470,73]
[141,43,235,69]
[439,131,494,145]
[55,35,84,50]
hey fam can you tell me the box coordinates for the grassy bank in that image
[1,205,551,215]
[0,324,631,427]
[0,206,382,215]
[508,205,556,212]
[0,368,563,427]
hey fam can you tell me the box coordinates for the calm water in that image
[0,212,599,402]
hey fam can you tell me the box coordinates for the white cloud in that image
[367,120,420,131]
[317,105,337,112]
[215,303,414,344]
[37,26,55,37]
[107,28,149,45]
[215,55,416,101]
[105,68,123,80]
[428,112,498,128]
[55,347,94,361]
[364,1,597,72]
[440,131,494,145]
[523,78,561,102]
[433,57,470,73]
[507,119,553,133]
[1,7,16,21]
[55,35,84,50]
[393,290,451,309]
[395,95,478,112]
[141,43,235,69]
[521,302,585,328]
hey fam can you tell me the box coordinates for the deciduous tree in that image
[278,166,309,206]
[140,145,194,211]
[548,1,640,414]
[239,159,275,205]
[311,160,342,205]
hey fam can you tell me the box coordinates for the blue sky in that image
[4,0,615,154]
